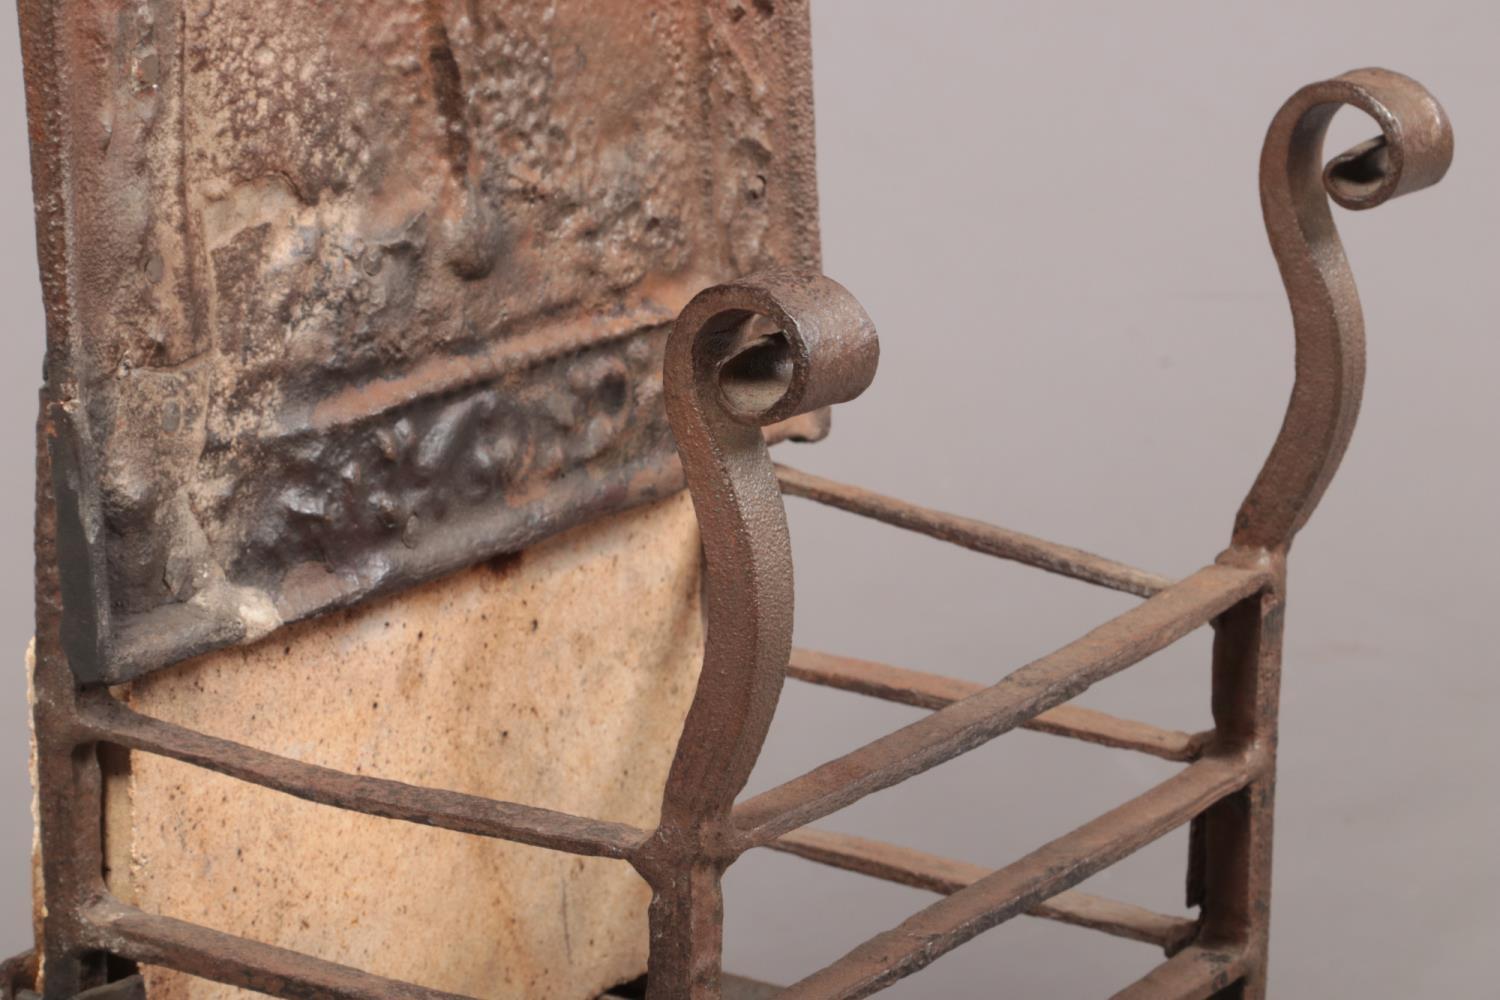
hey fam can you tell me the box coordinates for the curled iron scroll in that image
[636,272,876,1000]
[1235,68,1452,552]
[650,272,879,846]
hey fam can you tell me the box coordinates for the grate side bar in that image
[771,827,1197,951]
[79,899,476,1000]
[1107,943,1251,1000]
[734,564,1266,849]
[788,648,1208,762]
[775,465,1173,598]
[76,691,648,861]
[777,754,1259,1000]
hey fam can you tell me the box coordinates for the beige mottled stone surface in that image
[109,493,702,1000]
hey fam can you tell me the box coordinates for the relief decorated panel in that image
[30,0,821,681]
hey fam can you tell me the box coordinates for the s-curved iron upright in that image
[1237,68,1453,551]
[638,272,878,999]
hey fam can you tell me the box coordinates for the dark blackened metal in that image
[33,398,111,1000]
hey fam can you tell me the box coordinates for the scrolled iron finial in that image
[1234,68,1452,552]
[638,272,876,1000]
[654,271,879,840]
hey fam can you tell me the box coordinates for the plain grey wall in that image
[1,0,41,958]
[2,2,1495,996]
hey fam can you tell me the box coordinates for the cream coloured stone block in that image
[111,492,702,999]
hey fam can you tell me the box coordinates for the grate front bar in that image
[732,563,1268,850]
[776,752,1263,1000]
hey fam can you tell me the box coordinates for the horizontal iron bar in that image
[76,691,648,861]
[1108,943,1251,1000]
[775,464,1173,597]
[771,827,1197,952]
[80,898,475,1000]
[787,648,1208,762]
[777,754,1259,1000]
[734,564,1266,848]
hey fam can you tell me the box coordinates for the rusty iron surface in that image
[0,951,37,1000]
[774,463,1175,597]
[1235,68,1454,550]
[636,270,879,998]
[604,974,780,1000]
[21,0,825,684]
[73,687,652,859]
[766,827,1200,953]
[776,753,1262,1000]
[730,564,1270,853]
[19,50,1455,1000]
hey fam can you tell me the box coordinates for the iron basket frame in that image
[11,67,1454,1000]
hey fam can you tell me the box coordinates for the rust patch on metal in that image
[0,950,38,1000]
[635,271,878,998]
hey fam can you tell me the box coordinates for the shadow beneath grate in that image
[602,972,780,1000]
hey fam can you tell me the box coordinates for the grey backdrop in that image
[2,2,1495,996]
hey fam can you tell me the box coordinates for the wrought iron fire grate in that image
[11,67,1452,1000]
